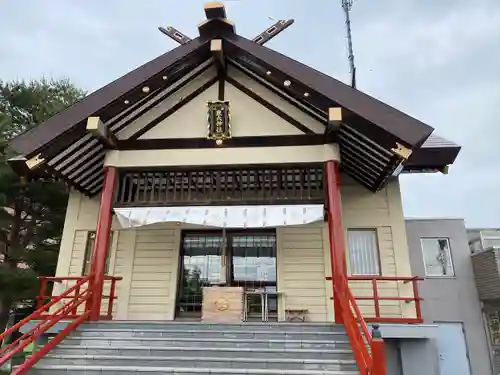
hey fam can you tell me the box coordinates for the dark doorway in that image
[175,230,277,320]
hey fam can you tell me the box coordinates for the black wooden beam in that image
[211,39,226,100]
[118,134,325,150]
[226,76,315,134]
[211,39,225,68]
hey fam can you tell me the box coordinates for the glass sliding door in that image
[230,233,277,321]
[176,230,277,320]
[176,233,224,319]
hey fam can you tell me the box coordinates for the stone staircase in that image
[26,321,360,375]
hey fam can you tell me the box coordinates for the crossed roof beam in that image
[159,4,294,47]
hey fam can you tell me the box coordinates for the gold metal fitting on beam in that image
[391,143,412,160]
[25,153,45,170]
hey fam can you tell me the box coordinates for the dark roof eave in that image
[222,34,434,149]
[9,38,210,157]
[405,145,461,168]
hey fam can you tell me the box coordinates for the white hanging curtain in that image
[114,205,324,229]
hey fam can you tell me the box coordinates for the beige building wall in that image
[341,175,414,321]
[52,174,413,322]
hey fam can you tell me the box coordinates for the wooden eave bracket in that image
[211,39,225,70]
[86,117,118,149]
[325,107,343,142]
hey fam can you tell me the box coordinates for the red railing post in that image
[106,277,117,319]
[71,284,81,316]
[85,274,94,314]
[89,166,117,321]
[36,278,47,309]
[412,278,423,322]
[347,276,424,324]
[372,278,381,320]
[370,325,387,375]
[1,276,121,374]
[325,160,347,324]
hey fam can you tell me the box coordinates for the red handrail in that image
[36,275,122,320]
[334,277,389,375]
[327,276,401,374]
[336,283,370,374]
[327,275,425,374]
[0,275,121,375]
[0,277,90,344]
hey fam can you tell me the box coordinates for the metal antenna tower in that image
[341,0,357,88]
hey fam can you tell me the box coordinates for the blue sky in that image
[1,0,499,226]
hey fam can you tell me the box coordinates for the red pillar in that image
[325,160,347,324]
[89,166,117,321]
[371,325,388,375]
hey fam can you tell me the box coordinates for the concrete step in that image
[62,336,350,350]
[80,321,347,333]
[50,345,355,360]
[37,354,359,372]
[75,327,349,341]
[27,364,360,375]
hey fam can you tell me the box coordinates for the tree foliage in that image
[0,78,85,330]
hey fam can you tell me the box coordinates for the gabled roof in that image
[8,3,460,195]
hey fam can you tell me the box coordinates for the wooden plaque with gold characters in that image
[207,100,231,145]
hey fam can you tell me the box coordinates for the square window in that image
[82,231,113,276]
[347,229,381,276]
[421,238,454,277]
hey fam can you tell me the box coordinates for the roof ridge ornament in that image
[198,2,236,40]
[158,2,294,46]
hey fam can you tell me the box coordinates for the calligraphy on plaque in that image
[207,100,231,145]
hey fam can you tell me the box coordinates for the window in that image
[421,238,454,277]
[82,231,113,276]
[182,234,224,284]
[347,229,381,276]
[487,311,500,345]
[231,235,277,283]
[481,231,500,250]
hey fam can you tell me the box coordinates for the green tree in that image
[0,78,85,333]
